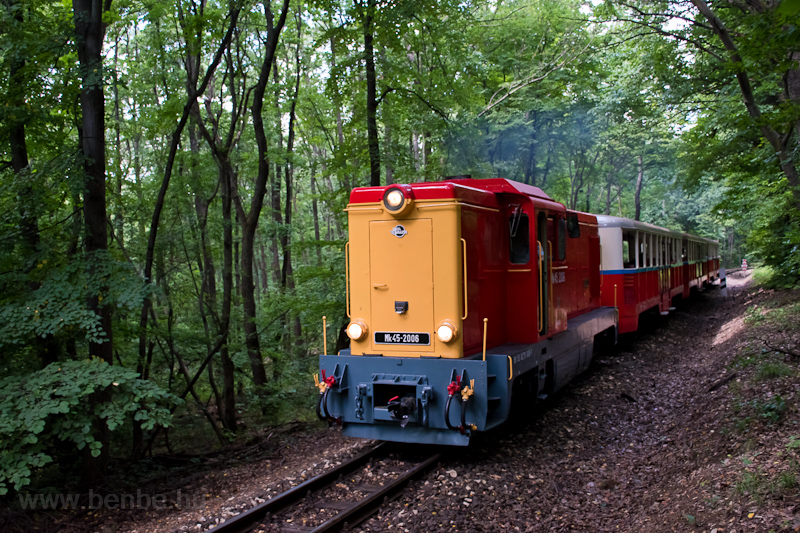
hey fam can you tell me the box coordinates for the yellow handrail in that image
[461,238,468,320]
[323,316,328,355]
[345,242,351,318]
[482,318,488,361]
[548,241,553,311]
[537,240,544,333]
[599,244,603,287]
[507,355,513,381]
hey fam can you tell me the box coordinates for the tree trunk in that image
[363,0,381,186]
[233,0,291,387]
[310,173,322,265]
[284,39,302,347]
[634,154,644,221]
[72,0,112,483]
[220,169,237,431]
[112,34,124,249]
[328,34,351,191]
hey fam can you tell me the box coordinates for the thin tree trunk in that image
[634,154,644,221]
[310,173,322,265]
[329,34,351,191]
[231,0,291,387]
[363,0,381,186]
[112,34,124,248]
[220,168,236,431]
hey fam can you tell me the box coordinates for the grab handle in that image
[345,242,351,318]
[461,238,468,320]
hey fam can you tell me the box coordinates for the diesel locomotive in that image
[317,177,719,446]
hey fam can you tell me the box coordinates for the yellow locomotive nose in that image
[345,184,464,358]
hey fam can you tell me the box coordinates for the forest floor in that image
[7,270,800,533]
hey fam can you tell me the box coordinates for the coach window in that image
[622,230,635,268]
[509,213,530,264]
[650,234,656,266]
[557,218,567,261]
[639,234,646,267]
[648,233,658,266]
[656,235,661,266]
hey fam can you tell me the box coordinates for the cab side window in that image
[509,214,530,264]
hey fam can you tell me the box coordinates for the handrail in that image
[345,242,351,318]
[599,244,603,287]
[461,238,468,320]
[548,241,554,311]
[482,318,488,361]
[537,240,544,333]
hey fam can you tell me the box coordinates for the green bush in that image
[754,361,794,381]
[0,359,182,494]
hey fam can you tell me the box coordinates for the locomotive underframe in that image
[319,306,617,446]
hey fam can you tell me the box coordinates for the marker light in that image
[436,321,457,343]
[347,320,368,341]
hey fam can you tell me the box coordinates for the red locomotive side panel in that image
[461,203,507,355]
[561,211,601,320]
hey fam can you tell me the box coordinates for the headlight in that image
[385,189,404,209]
[347,320,368,341]
[383,186,413,216]
[436,321,457,343]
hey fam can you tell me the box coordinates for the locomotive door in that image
[536,211,550,335]
[368,219,435,353]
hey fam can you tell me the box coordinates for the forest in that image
[1,0,799,497]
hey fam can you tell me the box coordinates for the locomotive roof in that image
[349,177,556,207]
[596,215,718,244]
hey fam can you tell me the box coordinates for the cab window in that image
[509,214,530,264]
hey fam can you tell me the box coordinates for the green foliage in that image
[0,251,149,351]
[755,395,787,424]
[754,361,794,381]
[0,359,182,494]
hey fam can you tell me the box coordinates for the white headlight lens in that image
[347,322,365,340]
[436,324,455,343]
[385,189,404,208]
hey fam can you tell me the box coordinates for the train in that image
[316,177,720,446]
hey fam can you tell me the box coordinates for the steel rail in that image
[309,451,441,532]
[211,443,389,533]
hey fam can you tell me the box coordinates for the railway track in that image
[211,442,441,533]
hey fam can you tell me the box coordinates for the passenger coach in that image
[597,216,720,333]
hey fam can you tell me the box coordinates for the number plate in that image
[374,332,431,345]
